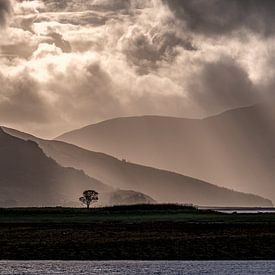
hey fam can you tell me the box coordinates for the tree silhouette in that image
[79,190,98,209]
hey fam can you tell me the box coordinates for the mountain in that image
[0,128,154,207]
[4,127,272,207]
[0,128,106,207]
[56,104,275,202]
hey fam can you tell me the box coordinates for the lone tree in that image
[79,190,99,209]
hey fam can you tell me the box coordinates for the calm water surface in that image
[0,261,275,275]
[199,207,275,214]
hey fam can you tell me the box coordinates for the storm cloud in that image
[164,0,275,36]
[187,56,259,114]
[0,0,275,137]
[0,0,11,27]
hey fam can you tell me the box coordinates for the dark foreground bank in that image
[1,204,275,260]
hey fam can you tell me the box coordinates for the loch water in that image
[0,261,275,275]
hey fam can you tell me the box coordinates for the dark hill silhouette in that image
[0,128,154,207]
[56,104,275,202]
[4,127,272,207]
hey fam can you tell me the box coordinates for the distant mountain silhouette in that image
[56,104,275,202]
[4,127,272,207]
[0,128,154,207]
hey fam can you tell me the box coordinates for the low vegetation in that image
[1,204,275,260]
[0,204,274,223]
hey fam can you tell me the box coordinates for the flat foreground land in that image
[1,205,275,260]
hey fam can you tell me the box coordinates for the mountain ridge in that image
[4,126,272,207]
[0,128,155,207]
[55,103,275,201]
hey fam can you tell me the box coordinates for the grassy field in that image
[1,204,275,223]
[1,204,275,260]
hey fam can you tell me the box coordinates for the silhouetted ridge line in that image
[4,125,272,207]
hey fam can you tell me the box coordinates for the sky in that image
[1,0,275,138]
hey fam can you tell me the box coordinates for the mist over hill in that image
[56,103,275,202]
[4,126,272,207]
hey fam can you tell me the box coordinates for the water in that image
[0,261,275,275]
[218,209,275,214]
[199,207,275,214]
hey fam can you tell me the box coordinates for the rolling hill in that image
[0,128,154,207]
[56,103,275,201]
[4,127,272,207]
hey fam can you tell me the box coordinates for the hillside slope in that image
[4,127,272,207]
[56,104,275,201]
[0,128,107,207]
[0,128,154,207]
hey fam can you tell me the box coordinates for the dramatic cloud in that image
[119,24,195,74]
[187,56,258,114]
[164,0,275,36]
[0,0,12,27]
[0,72,52,123]
[1,0,275,137]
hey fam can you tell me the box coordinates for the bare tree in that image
[79,190,99,209]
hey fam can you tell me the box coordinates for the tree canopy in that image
[79,190,98,209]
